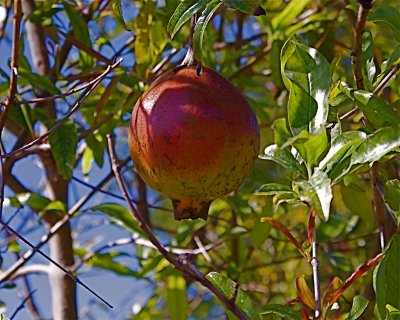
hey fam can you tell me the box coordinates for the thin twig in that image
[0,219,113,308]
[1,59,122,159]
[10,289,38,320]
[0,0,22,133]
[106,134,249,320]
[311,218,321,319]
[0,168,119,283]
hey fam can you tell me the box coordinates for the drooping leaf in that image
[206,272,261,320]
[353,91,400,127]
[193,0,223,63]
[222,0,265,16]
[281,37,331,135]
[293,169,332,220]
[89,203,143,235]
[260,144,305,177]
[262,304,302,320]
[369,6,400,41]
[48,119,78,180]
[166,274,188,320]
[64,2,93,67]
[167,0,211,38]
[374,236,400,320]
[112,0,131,30]
[295,275,316,310]
[345,295,369,320]
[272,0,313,31]
[351,126,400,166]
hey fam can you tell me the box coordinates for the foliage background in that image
[0,0,399,319]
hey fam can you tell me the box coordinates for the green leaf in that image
[374,236,400,320]
[193,0,223,63]
[361,31,376,89]
[206,272,261,320]
[375,45,400,87]
[39,201,66,216]
[85,134,104,168]
[19,68,61,95]
[167,0,211,38]
[255,183,293,196]
[82,147,93,175]
[346,295,369,320]
[319,131,367,172]
[272,118,292,147]
[88,252,140,277]
[112,0,131,30]
[272,0,313,30]
[260,144,305,177]
[354,91,400,127]
[64,2,93,67]
[369,6,400,41]
[166,274,188,320]
[89,203,143,235]
[291,130,328,170]
[351,126,400,166]
[293,169,332,220]
[262,304,302,319]
[387,305,400,319]
[281,37,331,134]
[48,119,78,180]
[385,180,400,219]
[222,0,265,16]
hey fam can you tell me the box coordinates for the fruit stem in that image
[176,13,203,75]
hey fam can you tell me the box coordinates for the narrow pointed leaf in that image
[112,0,131,30]
[193,0,222,63]
[167,0,211,38]
[272,0,313,30]
[255,183,293,196]
[295,276,316,310]
[345,295,369,320]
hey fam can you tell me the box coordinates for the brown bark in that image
[21,0,77,319]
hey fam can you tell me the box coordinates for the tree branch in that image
[0,0,22,133]
[106,134,249,320]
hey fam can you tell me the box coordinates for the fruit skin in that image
[129,66,260,220]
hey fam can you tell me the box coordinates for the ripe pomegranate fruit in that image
[129,66,260,220]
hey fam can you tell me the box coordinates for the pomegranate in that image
[129,66,260,220]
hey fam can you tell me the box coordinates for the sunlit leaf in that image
[345,295,369,320]
[351,126,400,166]
[293,169,332,220]
[272,0,313,30]
[295,275,316,310]
[166,274,188,320]
[281,37,331,135]
[260,144,305,177]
